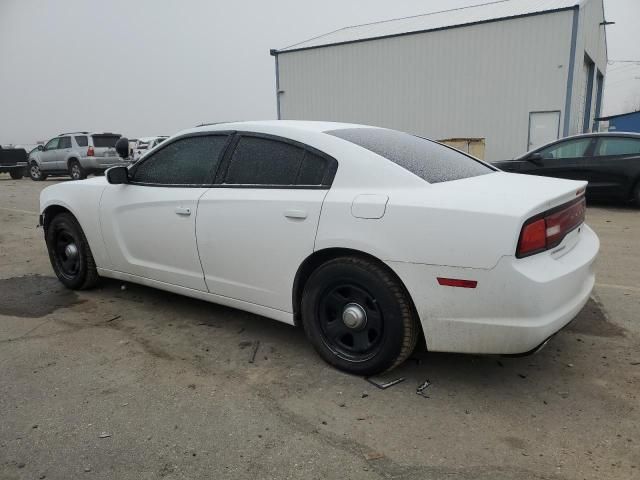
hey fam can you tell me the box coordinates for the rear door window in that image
[59,137,71,149]
[327,128,493,184]
[131,135,229,185]
[594,137,640,157]
[75,136,88,147]
[223,136,304,186]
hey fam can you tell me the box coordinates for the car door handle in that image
[284,209,307,220]
[175,206,191,216]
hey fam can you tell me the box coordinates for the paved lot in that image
[1,176,638,480]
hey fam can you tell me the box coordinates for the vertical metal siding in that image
[568,0,607,135]
[278,11,574,161]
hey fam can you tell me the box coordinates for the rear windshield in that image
[327,128,495,183]
[91,135,120,148]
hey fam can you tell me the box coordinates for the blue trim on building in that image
[563,7,580,137]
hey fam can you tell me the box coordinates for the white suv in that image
[29,132,130,181]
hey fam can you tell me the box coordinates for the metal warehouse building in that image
[270,0,608,161]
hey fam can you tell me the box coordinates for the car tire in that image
[9,170,23,179]
[45,213,99,290]
[29,162,46,181]
[301,256,419,375]
[69,160,87,180]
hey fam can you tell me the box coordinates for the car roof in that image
[184,120,376,136]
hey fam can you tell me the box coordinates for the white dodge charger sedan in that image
[40,121,599,375]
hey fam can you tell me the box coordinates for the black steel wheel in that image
[301,256,419,375]
[29,162,46,181]
[45,213,98,290]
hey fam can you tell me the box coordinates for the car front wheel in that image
[45,213,98,290]
[301,256,419,375]
[29,162,46,181]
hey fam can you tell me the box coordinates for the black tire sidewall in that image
[10,170,23,179]
[69,161,86,180]
[301,259,408,375]
[46,214,89,289]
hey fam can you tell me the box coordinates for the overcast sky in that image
[1,0,638,145]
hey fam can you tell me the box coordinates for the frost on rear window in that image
[327,128,495,183]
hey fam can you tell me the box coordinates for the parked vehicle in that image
[494,132,640,206]
[39,121,598,375]
[0,146,28,179]
[29,132,128,181]
[132,136,168,160]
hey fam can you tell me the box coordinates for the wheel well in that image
[42,205,73,231]
[67,158,79,168]
[292,248,419,328]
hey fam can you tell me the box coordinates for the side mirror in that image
[37,145,44,151]
[528,152,543,165]
[106,165,129,184]
[115,137,130,159]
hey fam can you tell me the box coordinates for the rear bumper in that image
[388,224,599,354]
[0,162,27,170]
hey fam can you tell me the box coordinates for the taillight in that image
[517,197,586,258]
[87,146,95,156]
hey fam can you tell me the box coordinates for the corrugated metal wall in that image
[568,0,607,135]
[277,10,575,161]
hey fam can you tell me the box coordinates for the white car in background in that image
[132,136,168,160]
[39,121,598,375]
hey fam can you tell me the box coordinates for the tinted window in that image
[327,128,493,184]
[91,135,120,148]
[75,136,88,147]
[44,138,60,150]
[298,152,328,185]
[58,137,71,149]
[539,138,592,159]
[224,136,304,185]
[595,137,640,157]
[132,135,228,185]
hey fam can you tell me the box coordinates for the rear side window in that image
[91,134,120,148]
[224,137,304,185]
[327,128,494,183]
[132,135,228,185]
[595,137,640,157]
[75,136,88,147]
[59,136,71,149]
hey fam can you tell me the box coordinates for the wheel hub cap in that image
[342,303,367,330]
[64,243,78,260]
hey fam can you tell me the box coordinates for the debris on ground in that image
[630,361,640,366]
[365,376,405,390]
[518,373,527,379]
[361,392,369,398]
[98,432,111,438]
[238,341,252,349]
[363,451,384,461]
[416,379,431,397]
[105,315,121,323]
[248,341,260,363]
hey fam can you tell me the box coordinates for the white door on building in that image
[528,111,560,151]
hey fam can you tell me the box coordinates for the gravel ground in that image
[0,176,638,480]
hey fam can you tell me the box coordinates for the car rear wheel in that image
[29,162,46,181]
[9,170,23,179]
[69,160,87,180]
[301,256,419,375]
[45,213,99,290]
